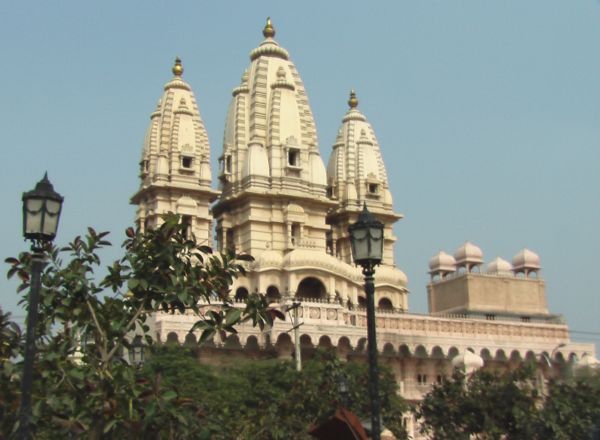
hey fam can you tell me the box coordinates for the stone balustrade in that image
[150,301,587,361]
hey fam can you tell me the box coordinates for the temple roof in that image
[138,57,212,189]
[219,18,327,194]
[326,90,393,210]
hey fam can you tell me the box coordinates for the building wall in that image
[428,272,548,316]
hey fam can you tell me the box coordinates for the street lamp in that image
[19,173,63,440]
[338,372,350,408]
[129,336,146,368]
[348,203,384,440]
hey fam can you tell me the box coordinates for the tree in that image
[2,213,283,439]
[417,366,540,440]
[140,347,409,440]
[534,368,600,440]
[0,308,22,437]
[417,364,600,440]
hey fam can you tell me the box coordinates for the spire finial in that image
[348,90,358,109]
[172,57,183,77]
[263,17,275,38]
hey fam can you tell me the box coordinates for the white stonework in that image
[131,18,596,440]
[131,57,218,245]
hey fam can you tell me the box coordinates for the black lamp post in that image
[19,173,63,440]
[128,336,146,368]
[348,203,384,440]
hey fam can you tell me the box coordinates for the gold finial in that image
[348,90,358,109]
[263,17,275,38]
[172,57,183,76]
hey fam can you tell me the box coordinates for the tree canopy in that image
[140,347,409,440]
[1,214,284,439]
[417,364,600,440]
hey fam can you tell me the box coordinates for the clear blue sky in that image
[1,1,598,349]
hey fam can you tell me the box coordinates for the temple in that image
[130,18,597,438]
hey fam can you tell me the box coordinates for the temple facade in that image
[131,19,597,439]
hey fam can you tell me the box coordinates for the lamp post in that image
[348,203,384,440]
[128,336,146,368]
[338,372,350,408]
[19,173,63,440]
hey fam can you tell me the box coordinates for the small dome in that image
[487,257,512,275]
[283,249,341,272]
[452,349,484,372]
[252,250,283,270]
[578,354,600,368]
[376,265,408,288]
[512,248,541,271]
[428,251,457,273]
[454,241,484,267]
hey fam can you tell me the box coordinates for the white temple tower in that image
[212,18,341,300]
[326,91,408,310]
[131,58,218,245]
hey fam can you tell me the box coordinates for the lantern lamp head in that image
[128,336,145,367]
[348,203,384,269]
[22,173,64,245]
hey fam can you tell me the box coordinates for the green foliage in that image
[417,365,600,440]
[1,213,284,439]
[0,308,22,437]
[535,369,600,440]
[140,348,409,440]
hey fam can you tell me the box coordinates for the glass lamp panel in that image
[369,227,382,240]
[129,346,140,365]
[42,212,59,237]
[350,238,357,261]
[45,199,61,215]
[352,228,367,240]
[354,237,370,261]
[42,200,62,236]
[24,199,43,235]
[350,227,366,261]
[369,226,384,260]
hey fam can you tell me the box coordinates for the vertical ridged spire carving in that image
[131,58,218,245]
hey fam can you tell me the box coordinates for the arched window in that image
[358,296,367,308]
[266,285,281,303]
[181,215,192,239]
[378,297,393,311]
[184,333,197,346]
[296,277,326,300]
[166,332,179,345]
[235,287,249,302]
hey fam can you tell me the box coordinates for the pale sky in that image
[1,1,598,349]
